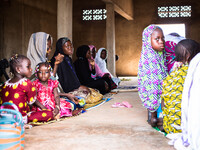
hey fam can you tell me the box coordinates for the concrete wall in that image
[0,0,57,60]
[1,0,200,79]
[73,0,200,76]
[115,0,200,76]
[72,0,106,59]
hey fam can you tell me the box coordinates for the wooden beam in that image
[102,0,134,20]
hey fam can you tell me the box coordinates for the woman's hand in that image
[55,53,64,65]
[66,93,80,104]
[89,59,95,69]
[34,99,47,110]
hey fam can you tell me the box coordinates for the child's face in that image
[151,28,165,52]
[37,64,50,82]
[19,59,32,78]
[100,50,107,60]
[46,39,52,59]
[62,41,73,56]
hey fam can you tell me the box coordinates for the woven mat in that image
[28,98,112,126]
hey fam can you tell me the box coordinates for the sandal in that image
[111,102,125,108]
[122,101,132,108]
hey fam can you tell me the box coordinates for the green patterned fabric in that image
[161,65,188,134]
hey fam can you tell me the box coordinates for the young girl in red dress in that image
[0,54,53,124]
[33,62,74,118]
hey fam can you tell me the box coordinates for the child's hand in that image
[67,93,79,104]
[55,53,64,65]
[73,97,80,105]
[53,105,60,117]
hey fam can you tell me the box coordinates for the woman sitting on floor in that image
[51,38,103,103]
[88,45,117,90]
[95,48,120,86]
[27,32,86,111]
[74,45,112,95]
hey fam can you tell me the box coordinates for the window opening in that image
[157,24,185,38]
[82,9,107,21]
[158,6,191,18]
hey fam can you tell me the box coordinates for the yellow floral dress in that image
[162,64,188,134]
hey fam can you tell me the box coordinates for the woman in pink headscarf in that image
[88,45,105,78]
[165,33,185,73]
[88,45,117,89]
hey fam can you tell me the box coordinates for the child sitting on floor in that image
[138,24,168,130]
[161,39,200,134]
[0,54,53,124]
[164,39,200,150]
[33,62,84,118]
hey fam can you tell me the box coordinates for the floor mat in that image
[84,98,112,110]
[111,86,138,92]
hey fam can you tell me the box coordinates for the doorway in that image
[156,24,185,37]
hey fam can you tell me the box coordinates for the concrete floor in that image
[25,77,175,150]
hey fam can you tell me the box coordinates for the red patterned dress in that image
[0,78,53,123]
[33,79,73,117]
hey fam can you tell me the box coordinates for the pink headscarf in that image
[88,45,105,77]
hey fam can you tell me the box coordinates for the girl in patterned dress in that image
[33,62,77,118]
[138,24,168,130]
[0,54,53,124]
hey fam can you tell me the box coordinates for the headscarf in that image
[27,32,52,72]
[88,45,96,59]
[50,37,70,67]
[165,34,185,73]
[95,48,112,77]
[138,24,168,112]
[88,45,105,77]
[50,37,81,93]
[76,45,89,59]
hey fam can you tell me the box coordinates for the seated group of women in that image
[0,32,120,127]
[27,32,120,95]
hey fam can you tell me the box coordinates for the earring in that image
[9,72,13,77]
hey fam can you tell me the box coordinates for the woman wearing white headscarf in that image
[95,48,120,86]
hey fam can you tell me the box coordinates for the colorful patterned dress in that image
[162,65,188,134]
[33,79,73,117]
[165,41,176,73]
[0,78,53,123]
[138,24,168,112]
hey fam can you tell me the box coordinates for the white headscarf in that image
[27,32,52,72]
[95,48,112,77]
[165,34,185,44]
